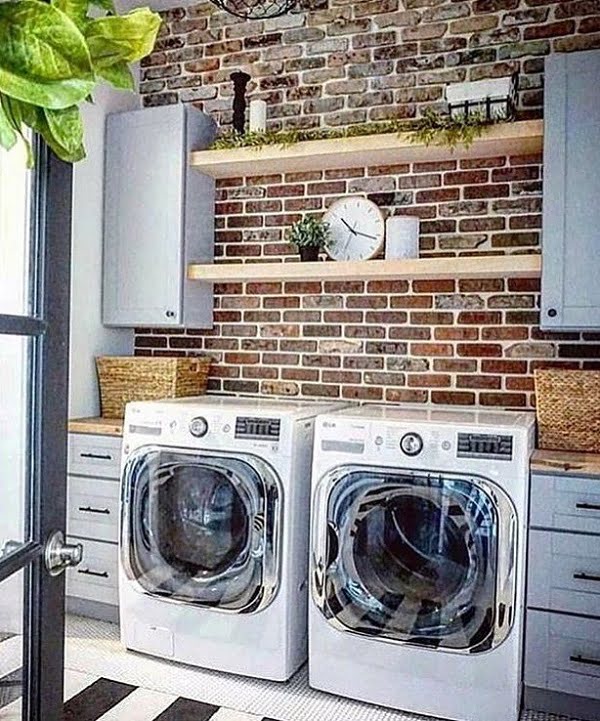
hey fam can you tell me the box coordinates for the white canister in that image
[385,216,420,259]
[249,99,267,133]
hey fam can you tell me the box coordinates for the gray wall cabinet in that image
[542,50,600,330]
[103,104,216,328]
[524,471,600,721]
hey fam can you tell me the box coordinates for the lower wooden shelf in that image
[187,254,541,283]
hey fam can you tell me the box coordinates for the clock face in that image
[323,197,385,261]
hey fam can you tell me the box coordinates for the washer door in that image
[312,465,517,653]
[121,446,281,613]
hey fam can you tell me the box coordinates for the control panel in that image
[457,432,513,461]
[235,416,281,441]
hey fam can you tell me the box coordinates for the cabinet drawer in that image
[67,476,120,543]
[66,538,118,607]
[529,529,600,617]
[530,473,600,534]
[68,434,122,478]
[525,610,600,700]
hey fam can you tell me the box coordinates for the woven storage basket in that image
[96,356,211,419]
[534,370,600,453]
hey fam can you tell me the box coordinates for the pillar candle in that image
[249,99,267,133]
[385,216,420,259]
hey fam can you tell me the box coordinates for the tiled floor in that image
[0,615,586,721]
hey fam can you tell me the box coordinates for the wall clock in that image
[323,197,385,261]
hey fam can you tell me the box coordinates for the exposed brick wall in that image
[211,153,542,256]
[141,0,600,126]
[135,276,600,408]
[135,0,600,407]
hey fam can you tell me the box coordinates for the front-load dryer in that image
[119,396,346,681]
[309,404,535,721]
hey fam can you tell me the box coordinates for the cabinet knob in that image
[547,308,557,318]
[165,310,175,319]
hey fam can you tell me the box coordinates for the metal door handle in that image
[78,506,110,515]
[573,572,600,583]
[570,654,600,668]
[45,531,83,576]
[576,502,600,511]
[77,568,108,579]
[80,452,112,461]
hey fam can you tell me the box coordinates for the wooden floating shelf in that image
[190,120,543,179]
[188,254,541,284]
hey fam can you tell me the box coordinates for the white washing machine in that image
[119,396,346,681]
[309,405,535,721]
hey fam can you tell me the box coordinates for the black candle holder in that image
[230,71,251,135]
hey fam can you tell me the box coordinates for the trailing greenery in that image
[0,0,161,164]
[287,215,330,250]
[210,110,498,153]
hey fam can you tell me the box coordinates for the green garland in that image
[210,109,499,152]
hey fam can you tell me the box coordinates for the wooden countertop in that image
[531,449,600,478]
[68,417,123,437]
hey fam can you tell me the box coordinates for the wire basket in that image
[96,356,211,419]
[534,370,600,453]
[208,0,297,19]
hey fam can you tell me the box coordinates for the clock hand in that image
[339,217,357,235]
[354,230,378,240]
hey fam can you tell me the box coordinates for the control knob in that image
[400,432,423,456]
[189,416,209,438]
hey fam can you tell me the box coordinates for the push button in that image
[189,416,208,438]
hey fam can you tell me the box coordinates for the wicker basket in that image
[534,370,600,453]
[96,356,211,419]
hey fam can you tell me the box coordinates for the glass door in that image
[0,140,76,720]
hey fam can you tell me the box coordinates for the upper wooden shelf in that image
[190,120,543,178]
[188,254,541,283]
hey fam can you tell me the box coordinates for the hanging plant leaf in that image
[44,105,84,155]
[0,96,18,151]
[98,60,134,91]
[0,0,95,110]
[85,8,161,69]
[51,0,89,29]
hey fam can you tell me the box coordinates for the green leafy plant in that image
[0,0,161,164]
[287,216,330,259]
[210,111,498,153]
[411,108,494,149]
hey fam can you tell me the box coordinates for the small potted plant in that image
[288,216,330,262]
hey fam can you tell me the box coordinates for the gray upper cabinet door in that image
[103,104,216,328]
[542,50,600,330]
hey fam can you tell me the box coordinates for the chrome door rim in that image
[121,444,282,614]
[311,463,518,654]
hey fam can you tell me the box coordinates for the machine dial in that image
[400,432,423,456]
[189,416,208,438]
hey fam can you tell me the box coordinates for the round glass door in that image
[312,466,516,653]
[122,447,281,614]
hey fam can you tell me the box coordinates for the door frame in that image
[0,140,73,721]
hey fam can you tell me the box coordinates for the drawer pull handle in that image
[574,572,600,583]
[79,452,113,461]
[77,568,109,579]
[78,506,110,515]
[576,502,600,512]
[570,654,600,668]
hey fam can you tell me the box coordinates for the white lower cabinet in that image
[66,432,122,622]
[66,538,119,607]
[526,472,600,721]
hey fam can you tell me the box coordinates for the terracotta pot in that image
[299,246,320,262]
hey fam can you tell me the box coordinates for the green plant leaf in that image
[0,96,18,151]
[98,60,134,90]
[85,8,161,69]
[1,96,35,167]
[0,0,95,110]
[44,105,83,155]
[51,0,89,28]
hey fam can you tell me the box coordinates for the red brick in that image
[480,392,527,407]
[431,391,476,405]
[407,374,451,388]
[457,343,503,357]
[413,279,456,293]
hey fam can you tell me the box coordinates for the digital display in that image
[235,416,281,441]
[457,433,513,461]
